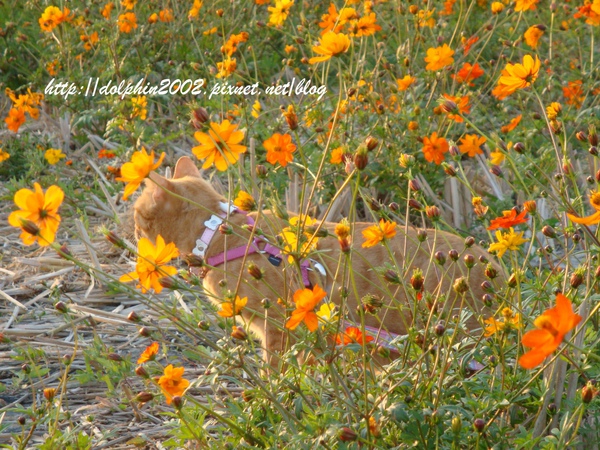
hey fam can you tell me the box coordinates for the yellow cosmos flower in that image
[484,308,522,336]
[316,301,337,328]
[251,100,261,119]
[8,182,64,246]
[192,120,246,171]
[137,342,159,364]
[362,219,397,248]
[488,227,528,258]
[396,75,416,91]
[120,235,179,294]
[116,148,165,200]
[490,150,505,165]
[158,365,190,405]
[286,285,328,332]
[424,44,454,71]
[131,96,147,120]
[39,6,70,32]
[280,215,320,263]
[309,31,351,64]
[567,191,600,225]
[218,296,248,317]
[233,190,256,211]
[492,55,540,100]
[44,148,66,165]
[514,0,539,12]
[268,0,293,26]
[0,148,10,163]
[546,102,562,120]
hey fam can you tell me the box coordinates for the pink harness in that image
[192,204,313,287]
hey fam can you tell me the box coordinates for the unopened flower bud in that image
[442,163,456,177]
[105,230,126,248]
[482,294,493,307]
[490,165,503,177]
[523,200,537,213]
[453,276,469,294]
[198,320,210,330]
[435,251,446,265]
[409,179,420,191]
[448,249,459,261]
[417,229,427,242]
[339,237,351,253]
[508,273,518,288]
[464,254,475,268]
[172,395,184,409]
[449,145,460,157]
[572,232,581,244]
[542,225,556,238]
[513,142,525,153]
[434,322,445,336]
[441,98,458,115]
[389,202,399,211]
[576,131,588,142]
[184,253,204,267]
[231,326,247,340]
[17,416,26,426]
[191,107,209,129]
[365,136,379,151]
[408,270,424,293]
[158,276,178,290]
[136,391,154,403]
[247,263,263,280]
[354,147,369,170]
[479,255,488,264]
[20,219,40,236]
[43,388,57,402]
[473,418,486,433]
[57,244,72,259]
[107,353,123,362]
[128,311,140,322]
[384,269,400,284]
[256,164,267,178]
[464,236,475,248]
[589,125,599,146]
[481,280,493,292]
[21,363,30,373]
[139,326,151,337]
[582,382,598,403]
[589,146,598,156]
[55,301,68,313]
[425,205,440,221]
[339,427,358,442]
[451,416,462,433]
[409,199,423,211]
[135,365,149,378]
[570,271,584,288]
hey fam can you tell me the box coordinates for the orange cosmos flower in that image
[458,134,486,157]
[39,6,70,32]
[118,12,138,33]
[137,342,159,364]
[6,88,44,120]
[514,0,539,12]
[218,296,248,317]
[462,36,479,55]
[336,326,375,346]
[158,365,190,405]
[216,57,237,79]
[188,0,203,19]
[563,80,585,108]
[567,190,600,225]
[309,31,351,64]
[396,75,416,91]
[116,148,165,200]
[348,13,382,37]
[524,25,545,49]
[492,54,540,100]
[487,209,528,230]
[119,235,179,294]
[424,44,454,71]
[8,183,64,246]
[452,62,484,86]
[501,115,522,133]
[421,132,449,165]
[192,120,246,171]
[286,285,328,332]
[102,2,115,19]
[158,8,173,22]
[442,94,470,123]
[0,149,10,163]
[574,1,600,25]
[362,219,397,248]
[519,293,582,369]
[5,108,26,133]
[264,133,296,167]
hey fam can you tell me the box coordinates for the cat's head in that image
[133,156,224,252]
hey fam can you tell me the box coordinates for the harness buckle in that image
[268,255,282,266]
[204,214,223,231]
[193,239,208,257]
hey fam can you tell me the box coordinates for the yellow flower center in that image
[590,191,600,210]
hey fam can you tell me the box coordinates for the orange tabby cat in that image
[133,156,501,366]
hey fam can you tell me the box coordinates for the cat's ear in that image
[147,172,173,202]
[173,156,201,179]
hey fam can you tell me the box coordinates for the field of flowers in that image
[1,0,600,448]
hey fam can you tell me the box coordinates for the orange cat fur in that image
[133,157,501,365]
